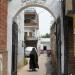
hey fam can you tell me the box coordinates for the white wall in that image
[7,16,13,75]
[14,11,24,68]
[37,38,41,55]
[45,42,51,50]
[7,0,24,74]
[40,44,43,50]
[7,0,22,75]
[24,28,33,33]
[35,29,39,38]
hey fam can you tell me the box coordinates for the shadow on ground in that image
[45,56,58,75]
[45,56,52,75]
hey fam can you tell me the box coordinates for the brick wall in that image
[0,0,8,75]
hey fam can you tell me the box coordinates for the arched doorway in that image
[12,6,55,75]
[7,1,62,75]
[11,22,18,75]
[10,6,55,75]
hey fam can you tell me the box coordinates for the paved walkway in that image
[17,53,52,75]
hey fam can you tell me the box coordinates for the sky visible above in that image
[26,7,54,36]
[33,7,54,35]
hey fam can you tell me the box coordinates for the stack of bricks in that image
[0,0,8,75]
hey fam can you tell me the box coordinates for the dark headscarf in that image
[29,48,39,69]
[30,48,37,55]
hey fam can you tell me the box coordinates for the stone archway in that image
[7,1,61,75]
[8,0,61,20]
[0,0,62,75]
[13,4,56,20]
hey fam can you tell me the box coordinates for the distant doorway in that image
[43,46,47,50]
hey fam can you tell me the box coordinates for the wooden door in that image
[11,22,18,75]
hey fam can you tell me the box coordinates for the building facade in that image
[39,38,51,51]
[0,0,62,75]
[14,11,25,69]
[24,8,39,48]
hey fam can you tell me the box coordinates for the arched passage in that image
[13,4,56,20]
[8,0,61,20]
[7,1,61,75]
[0,0,63,75]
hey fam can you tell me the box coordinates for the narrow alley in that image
[1,0,75,75]
[18,52,52,75]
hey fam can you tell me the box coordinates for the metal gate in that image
[11,22,18,75]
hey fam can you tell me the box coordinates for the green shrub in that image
[24,58,28,65]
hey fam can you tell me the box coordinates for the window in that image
[24,19,31,23]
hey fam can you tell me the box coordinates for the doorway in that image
[43,46,47,50]
[11,22,18,75]
[64,16,73,75]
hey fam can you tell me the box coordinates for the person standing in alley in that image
[29,48,39,71]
